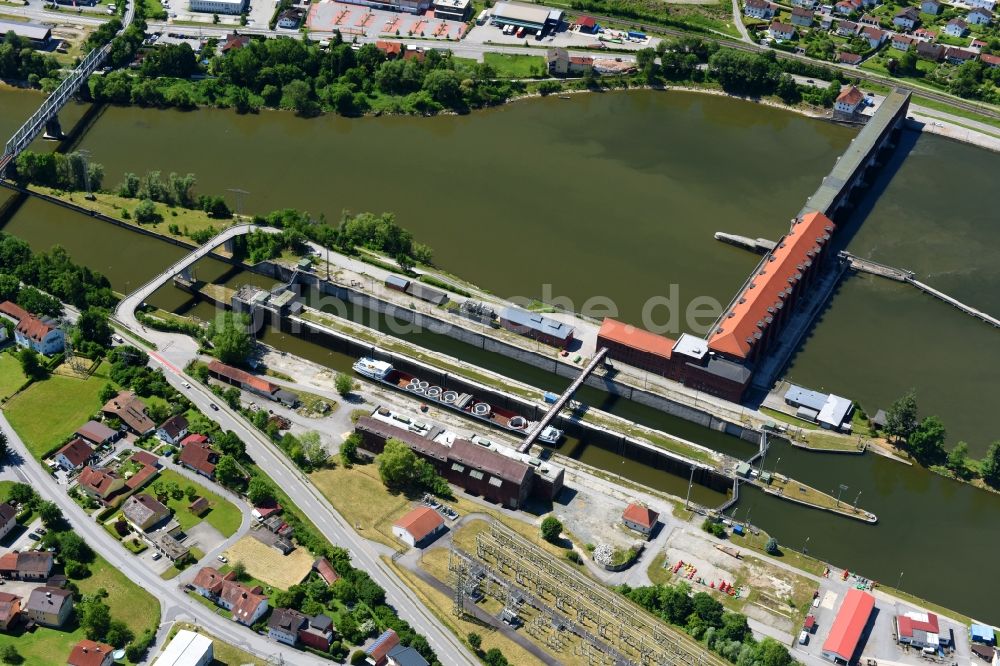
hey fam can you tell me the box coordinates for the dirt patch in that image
[224,535,313,590]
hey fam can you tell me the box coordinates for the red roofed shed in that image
[622,502,659,537]
[822,588,875,663]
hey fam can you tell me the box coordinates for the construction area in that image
[448,520,732,666]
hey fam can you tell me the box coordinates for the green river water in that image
[2,87,999,621]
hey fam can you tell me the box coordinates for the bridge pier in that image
[43,117,64,141]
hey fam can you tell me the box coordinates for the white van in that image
[798,631,809,645]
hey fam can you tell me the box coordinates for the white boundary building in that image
[189,0,247,14]
[152,630,214,666]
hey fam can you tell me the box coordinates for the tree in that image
[214,455,243,488]
[106,620,134,648]
[467,632,482,653]
[37,500,63,527]
[885,389,918,443]
[946,441,969,477]
[7,483,35,508]
[17,347,45,381]
[540,515,562,544]
[335,372,354,397]
[340,433,359,467]
[247,476,276,505]
[375,438,421,489]
[80,599,112,640]
[206,312,253,365]
[751,637,794,666]
[906,415,946,463]
[482,648,509,666]
[0,431,7,460]
[99,382,119,404]
[133,199,160,224]
[216,431,246,459]
[76,307,113,349]
[691,591,724,627]
[233,560,247,580]
[0,644,22,665]
[300,431,327,466]
[0,274,20,303]
[765,537,779,555]
[980,441,1000,488]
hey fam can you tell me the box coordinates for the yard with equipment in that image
[223,535,314,590]
[4,360,113,460]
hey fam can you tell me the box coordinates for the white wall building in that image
[152,630,214,666]
[189,0,247,14]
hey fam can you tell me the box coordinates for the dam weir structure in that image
[742,88,913,395]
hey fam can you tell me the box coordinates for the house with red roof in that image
[835,85,866,115]
[54,438,95,472]
[219,580,269,626]
[982,53,1000,67]
[179,438,218,479]
[0,301,64,355]
[313,556,340,585]
[622,502,659,538]
[392,506,445,548]
[366,629,401,666]
[822,588,875,663]
[67,639,115,666]
[897,611,949,649]
[77,466,125,501]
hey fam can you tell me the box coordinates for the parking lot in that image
[158,0,274,28]
[463,21,659,52]
[306,1,468,40]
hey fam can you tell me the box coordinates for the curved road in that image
[0,413,332,666]
[113,227,479,666]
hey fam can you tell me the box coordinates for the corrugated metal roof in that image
[500,306,574,339]
[0,19,51,41]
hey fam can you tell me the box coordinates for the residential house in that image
[374,40,403,58]
[54,438,95,472]
[221,32,251,53]
[791,7,814,26]
[267,608,307,646]
[768,20,797,39]
[981,52,1000,67]
[313,557,340,586]
[192,566,236,600]
[744,0,775,19]
[968,8,992,25]
[967,0,995,10]
[218,580,268,626]
[916,41,944,59]
[0,592,21,631]
[124,459,158,492]
[791,0,818,7]
[102,391,155,435]
[77,466,125,501]
[819,14,834,29]
[834,84,865,114]
[366,629,401,666]
[833,0,855,14]
[123,493,170,531]
[387,646,429,666]
[276,7,303,28]
[913,27,937,40]
[972,38,989,49]
[891,34,914,50]
[68,639,115,666]
[944,18,968,37]
[622,502,659,538]
[298,614,334,651]
[178,436,218,479]
[392,506,445,548]
[836,19,860,35]
[75,421,119,448]
[25,586,73,627]
[945,46,975,63]
[920,0,941,14]
[0,503,17,541]
[858,13,879,25]
[546,47,595,75]
[0,301,64,356]
[893,6,920,29]
[156,415,189,445]
[838,50,863,64]
[862,25,887,48]
[0,551,54,581]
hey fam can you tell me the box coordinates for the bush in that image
[349,649,367,665]
[701,518,726,538]
[765,537,780,555]
[540,515,562,544]
[565,550,582,564]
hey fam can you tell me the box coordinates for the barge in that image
[353,357,562,444]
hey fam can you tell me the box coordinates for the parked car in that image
[27,534,40,541]
[209,403,219,411]
[152,552,162,561]
[217,555,228,563]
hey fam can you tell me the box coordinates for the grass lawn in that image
[0,351,28,402]
[913,94,1000,131]
[153,469,242,537]
[30,186,229,243]
[5,361,112,460]
[483,53,547,78]
[168,622,265,665]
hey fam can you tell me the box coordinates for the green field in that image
[0,552,159,664]
[483,53,547,78]
[5,361,113,460]
[154,469,242,537]
[0,351,28,402]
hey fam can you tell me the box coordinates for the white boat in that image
[352,357,394,381]
[537,425,562,444]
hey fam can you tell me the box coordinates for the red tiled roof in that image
[68,639,114,666]
[982,53,1000,66]
[709,211,835,359]
[375,40,403,56]
[131,451,158,467]
[207,360,277,395]
[575,15,596,27]
[569,56,594,65]
[222,33,250,52]
[124,463,158,490]
[180,433,209,446]
[192,566,235,595]
[0,553,16,572]
[837,85,865,105]
[313,557,340,585]
[393,506,444,542]
[0,301,55,342]
[56,438,94,468]
[78,466,121,498]
[367,629,401,664]
[838,51,863,64]
[0,591,20,623]
[179,440,217,476]
[822,589,875,661]
[220,580,267,622]
[599,318,674,360]
[0,301,28,322]
[622,502,659,529]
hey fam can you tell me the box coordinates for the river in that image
[2,87,1000,621]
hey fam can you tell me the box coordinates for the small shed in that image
[972,623,996,645]
[385,274,410,292]
[735,462,752,478]
[188,496,210,516]
[872,409,887,429]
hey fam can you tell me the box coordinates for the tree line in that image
[0,30,61,89]
[0,233,115,312]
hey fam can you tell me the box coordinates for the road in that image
[112,227,479,666]
[730,0,753,43]
[0,413,332,665]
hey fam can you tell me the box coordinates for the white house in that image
[156,415,189,445]
[967,0,995,10]
[891,34,914,50]
[893,6,919,29]
[920,0,941,14]
[267,608,307,646]
[0,504,16,542]
[744,0,776,18]
[862,25,887,48]
[834,85,865,114]
[768,20,797,40]
[189,0,247,14]
[392,507,445,548]
[0,301,64,356]
[944,18,968,36]
[968,8,992,25]
[53,438,95,472]
[791,0,818,7]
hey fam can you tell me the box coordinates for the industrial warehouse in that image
[490,1,563,34]
[598,211,836,401]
